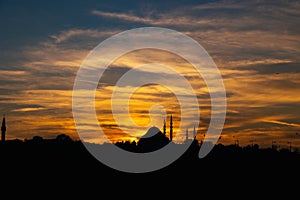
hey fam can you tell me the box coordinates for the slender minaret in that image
[186,128,188,143]
[170,115,173,141]
[193,125,196,139]
[1,115,6,142]
[163,118,166,135]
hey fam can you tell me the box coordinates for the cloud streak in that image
[263,120,300,128]
[50,29,121,44]
[91,10,154,24]
[91,9,213,27]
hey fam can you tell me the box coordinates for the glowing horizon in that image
[1,0,300,150]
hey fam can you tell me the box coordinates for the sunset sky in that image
[1,0,300,149]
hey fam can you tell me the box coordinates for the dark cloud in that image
[101,124,119,129]
[243,62,300,75]
[98,66,131,87]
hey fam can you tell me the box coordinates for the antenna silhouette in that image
[169,114,173,141]
[163,117,166,135]
[1,115,6,142]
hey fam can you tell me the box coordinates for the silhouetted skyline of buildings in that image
[0,114,299,153]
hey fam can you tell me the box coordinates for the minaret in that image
[186,128,188,143]
[170,114,173,141]
[193,125,196,139]
[163,118,166,135]
[1,115,6,142]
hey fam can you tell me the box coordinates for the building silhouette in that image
[1,115,6,142]
[161,115,198,144]
[138,126,170,152]
[185,126,197,144]
[163,118,166,136]
[136,115,199,152]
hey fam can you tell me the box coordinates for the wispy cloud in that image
[263,120,300,128]
[91,9,213,27]
[91,10,154,24]
[226,59,294,67]
[0,70,27,76]
[50,29,121,44]
[12,107,47,112]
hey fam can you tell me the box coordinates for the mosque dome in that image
[138,126,170,152]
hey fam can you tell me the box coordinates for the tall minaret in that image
[1,115,6,142]
[163,118,166,135]
[169,114,173,141]
[186,128,188,143]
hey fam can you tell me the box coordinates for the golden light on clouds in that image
[12,107,46,112]
[94,49,202,143]
[1,0,300,149]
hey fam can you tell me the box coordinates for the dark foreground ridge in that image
[1,134,300,172]
[1,134,300,195]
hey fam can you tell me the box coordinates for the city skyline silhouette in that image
[1,114,299,154]
[1,0,300,195]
